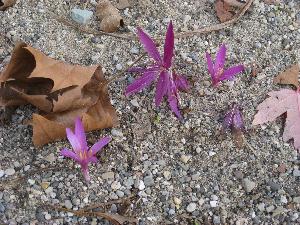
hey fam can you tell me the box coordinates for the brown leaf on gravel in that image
[273,64,299,88]
[0,42,118,147]
[0,0,16,11]
[215,0,235,23]
[116,0,131,9]
[224,0,246,8]
[96,0,124,33]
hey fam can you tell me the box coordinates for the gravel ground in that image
[1,0,300,224]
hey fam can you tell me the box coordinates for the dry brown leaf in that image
[0,42,118,147]
[96,0,124,33]
[273,64,300,88]
[224,0,246,8]
[116,0,130,9]
[0,0,16,11]
[215,0,235,23]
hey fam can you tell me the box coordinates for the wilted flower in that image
[125,21,189,119]
[60,118,111,182]
[223,103,245,132]
[206,44,244,87]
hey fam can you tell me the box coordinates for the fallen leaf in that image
[273,64,299,88]
[253,89,300,151]
[96,0,124,33]
[215,0,235,23]
[116,0,130,9]
[0,0,16,11]
[0,42,118,146]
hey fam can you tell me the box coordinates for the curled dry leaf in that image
[96,0,124,33]
[0,0,16,11]
[253,88,300,152]
[0,42,118,147]
[273,64,299,88]
[215,0,235,23]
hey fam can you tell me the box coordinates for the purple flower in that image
[223,103,245,133]
[206,44,244,87]
[60,118,111,182]
[125,21,189,119]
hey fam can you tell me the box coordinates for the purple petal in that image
[155,71,169,107]
[168,94,182,119]
[88,156,98,164]
[90,136,111,155]
[163,21,174,69]
[125,71,157,96]
[137,28,162,63]
[205,52,215,78]
[174,74,189,91]
[60,148,80,162]
[75,118,88,151]
[233,108,244,130]
[219,65,244,81]
[127,67,146,73]
[215,44,226,72]
[66,128,81,153]
[222,112,233,130]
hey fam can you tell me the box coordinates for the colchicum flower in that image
[125,21,189,119]
[205,44,244,87]
[60,118,111,182]
[223,103,245,133]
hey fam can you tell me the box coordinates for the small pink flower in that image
[206,44,244,87]
[60,118,111,182]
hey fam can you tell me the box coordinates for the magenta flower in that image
[206,44,244,87]
[223,103,245,133]
[60,118,111,182]
[125,21,189,119]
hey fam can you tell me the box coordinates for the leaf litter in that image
[0,42,117,147]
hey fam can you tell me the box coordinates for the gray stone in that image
[0,170,4,178]
[102,172,115,179]
[123,177,134,187]
[71,8,93,25]
[45,153,56,163]
[116,190,124,198]
[5,168,15,176]
[213,216,221,225]
[0,203,5,213]
[267,181,281,191]
[64,200,73,209]
[143,176,155,186]
[186,202,197,212]
[293,196,300,204]
[242,178,256,193]
[168,208,175,215]
[44,213,51,220]
[293,169,300,177]
[111,129,123,137]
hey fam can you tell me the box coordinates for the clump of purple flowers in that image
[60,118,111,182]
[125,21,189,119]
[206,44,244,87]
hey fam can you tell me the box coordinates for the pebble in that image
[138,180,145,190]
[143,176,154,186]
[44,213,51,220]
[65,200,73,209]
[293,196,300,204]
[180,154,191,164]
[257,203,265,211]
[293,169,300,177]
[210,200,218,208]
[130,99,139,107]
[0,170,4,178]
[242,178,256,193]
[45,153,56,163]
[163,171,171,180]
[186,202,197,212]
[266,205,275,213]
[102,172,115,179]
[116,63,123,70]
[28,179,35,185]
[267,181,281,191]
[5,168,15,176]
[213,215,221,225]
[174,197,182,206]
[71,8,93,24]
[111,181,121,190]
[0,203,5,213]
[116,190,124,198]
[111,129,123,137]
[280,195,288,204]
[168,208,175,215]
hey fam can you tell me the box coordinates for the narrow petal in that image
[174,74,189,91]
[60,148,80,162]
[128,65,160,73]
[163,21,174,69]
[215,44,226,71]
[233,107,245,130]
[125,71,157,96]
[75,118,88,151]
[90,136,111,155]
[88,156,98,164]
[205,52,216,80]
[168,94,182,119]
[155,71,169,107]
[219,65,244,81]
[137,28,162,63]
[222,112,233,131]
[66,128,81,153]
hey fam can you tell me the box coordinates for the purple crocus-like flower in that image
[60,118,111,182]
[206,44,244,87]
[223,103,245,133]
[125,21,189,119]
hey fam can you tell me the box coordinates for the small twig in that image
[48,11,136,41]
[106,53,147,85]
[175,0,254,38]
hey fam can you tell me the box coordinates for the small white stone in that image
[45,213,51,220]
[138,180,145,190]
[5,168,15,176]
[116,64,123,70]
[210,200,218,208]
[174,197,182,205]
[0,170,4,178]
[28,179,35,185]
[180,155,191,164]
[111,181,121,190]
[186,202,197,212]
